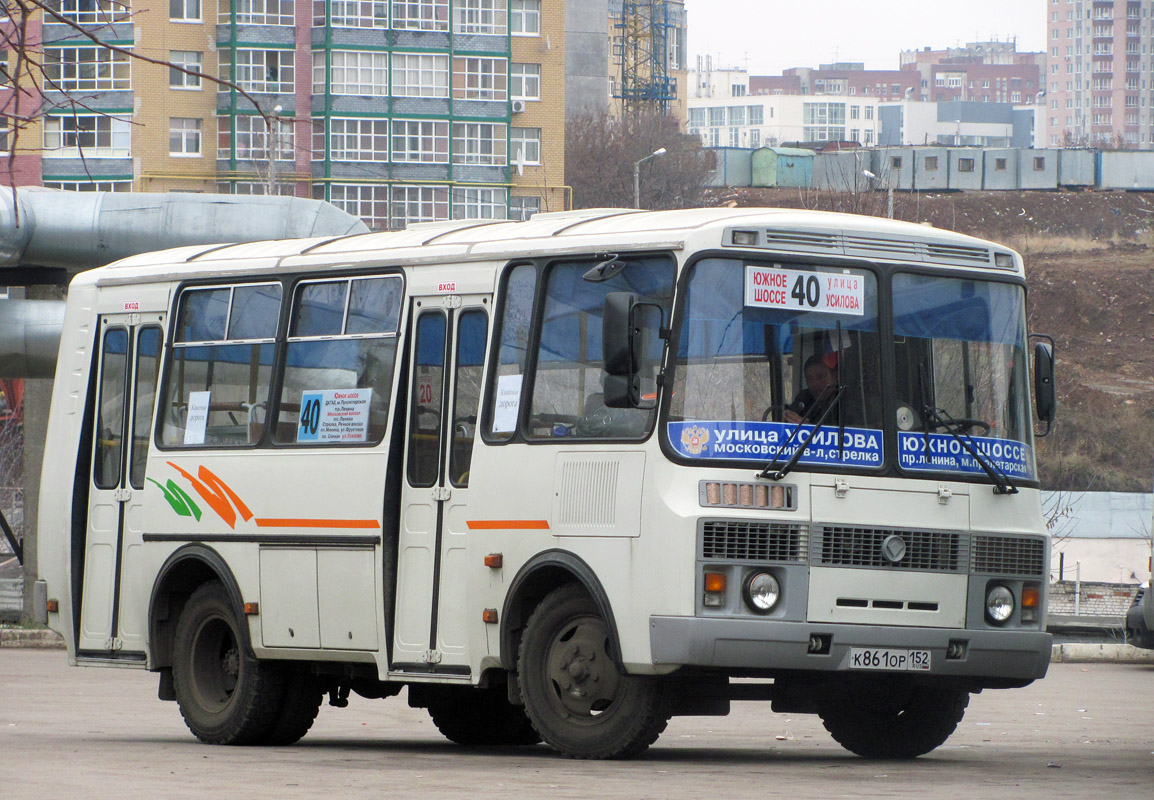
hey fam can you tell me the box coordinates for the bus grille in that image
[971,535,1047,577]
[815,526,963,572]
[701,520,807,563]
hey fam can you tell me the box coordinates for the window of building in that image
[391,119,448,163]
[329,183,390,229]
[924,156,938,171]
[995,157,1007,171]
[224,49,295,94]
[44,46,131,91]
[170,50,203,89]
[218,114,295,161]
[327,117,389,161]
[225,0,294,25]
[42,179,132,192]
[452,122,507,165]
[452,186,507,220]
[508,195,540,221]
[391,52,449,97]
[688,108,706,127]
[453,56,508,101]
[320,0,388,27]
[727,106,746,126]
[391,185,449,228]
[170,0,201,21]
[850,105,860,120]
[313,50,389,95]
[1033,156,1046,171]
[511,63,541,101]
[510,126,540,166]
[170,117,202,156]
[510,0,540,36]
[50,0,130,23]
[453,0,505,34]
[864,106,873,120]
[391,0,449,30]
[43,113,131,158]
[748,105,764,125]
[708,107,725,127]
[750,129,761,148]
[160,283,282,447]
[957,157,975,173]
[890,156,902,170]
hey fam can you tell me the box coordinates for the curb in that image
[1050,643,1154,663]
[0,629,66,649]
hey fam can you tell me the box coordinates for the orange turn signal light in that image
[1021,586,1039,609]
[46,599,59,613]
[484,553,503,568]
[704,572,727,593]
[243,602,260,616]
[482,608,499,624]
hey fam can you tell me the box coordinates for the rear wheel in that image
[427,688,541,746]
[172,581,283,745]
[819,681,970,759]
[517,584,673,759]
[258,667,325,746]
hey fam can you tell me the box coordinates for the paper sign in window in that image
[184,391,211,445]
[491,374,523,433]
[745,265,864,316]
[297,388,372,443]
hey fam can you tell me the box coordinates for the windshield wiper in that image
[917,361,1017,495]
[759,383,844,481]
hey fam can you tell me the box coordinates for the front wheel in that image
[819,682,970,759]
[517,584,673,759]
[172,581,284,745]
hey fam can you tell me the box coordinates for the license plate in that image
[848,647,931,671]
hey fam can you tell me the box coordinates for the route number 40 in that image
[791,274,821,308]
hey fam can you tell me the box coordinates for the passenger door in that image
[78,317,163,656]
[393,295,488,672]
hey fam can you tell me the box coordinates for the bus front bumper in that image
[650,616,1051,682]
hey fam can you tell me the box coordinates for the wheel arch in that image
[148,544,247,670]
[499,549,624,673]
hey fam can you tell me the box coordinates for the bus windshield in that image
[892,273,1035,481]
[668,258,884,468]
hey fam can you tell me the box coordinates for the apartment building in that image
[0,0,567,228]
[901,42,1045,104]
[1046,0,1154,148]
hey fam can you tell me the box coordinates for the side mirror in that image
[602,292,664,409]
[1033,339,1056,435]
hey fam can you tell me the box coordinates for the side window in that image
[160,283,281,447]
[528,256,675,440]
[276,275,402,446]
[408,312,446,487]
[130,327,163,489]
[449,310,488,486]
[483,263,537,441]
[94,328,128,489]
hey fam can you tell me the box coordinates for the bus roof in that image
[95,207,1021,283]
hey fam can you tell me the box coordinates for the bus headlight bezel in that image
[743,571,781,614]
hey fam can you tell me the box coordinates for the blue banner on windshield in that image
[668,421,882,467]
[898,432,1033,479]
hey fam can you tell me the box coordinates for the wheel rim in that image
[542,613,622,721]
[189,614,241,714]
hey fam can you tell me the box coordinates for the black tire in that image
[172,581,284,745]
[517,584,673,759]
[819,681,970,759]
[258,667,325,746]
[427,688,541,746]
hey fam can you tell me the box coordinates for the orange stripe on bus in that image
[466,520,551,530]
[254,518,381,529]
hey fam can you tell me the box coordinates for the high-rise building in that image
[0,0,567,228]
[1046,0,1153,148]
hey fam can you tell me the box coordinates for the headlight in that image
[985,585,1015,624]
[744,572,780,614]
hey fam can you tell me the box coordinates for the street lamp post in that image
[633,147,667,209]
[266,104,283,195]
[862,169,894,220]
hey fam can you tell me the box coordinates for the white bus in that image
[37,207,1057,759]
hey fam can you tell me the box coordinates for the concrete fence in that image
[0,577,22,621]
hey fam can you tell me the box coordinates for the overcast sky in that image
[684,0,1047,75]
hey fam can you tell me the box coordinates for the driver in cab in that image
[784,354,838,425]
